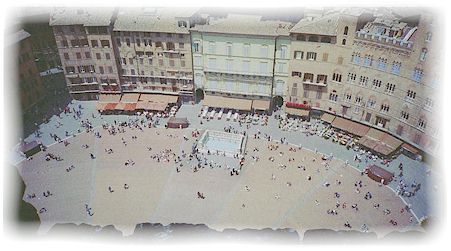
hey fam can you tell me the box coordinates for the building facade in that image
[112,8,201,103]
[14,30,46,111]
[191,14,291,111]
[286,9,440,157]
[50,8,121,100]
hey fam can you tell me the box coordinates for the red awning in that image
[104,103,118,110]
[124,103,137,111]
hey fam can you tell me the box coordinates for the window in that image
[420,48,428,61]
[412,68,424,82]
[158,59,164,66]
[322,53,329,62]
[329,91,338,102]
[294,51,304,59]
[341,39,346,45]
[320,36,332,43]
[337,56,344,65]
[406,90,416,100]
[345,93,352,102]
[155,41,162,48]
[277,63,286,73]
[181,60,186,67]
[347,72,356,82]
[308,35,319,42]
[96,53,101,60]
[136,39,141,47]
[129,58,133,64]
[260,45,268,57]
[148,58,153,65]
[292,71,301,77]
[380,104,390,113]
[76,52,81,59]
[126,38,130,46]
[359,76,368,86]
[61,40,68,47]
[372,79,382,89]
[108,66,113,74]
[401,111,409,121]
[208,41,216,54]
[355,95,363,105]
[378,57,387,71]
[344,26,349,35]
[385,83,396,94]
[364,55,373,67]
[65,66,75,74]
[63,53,70,60]
[306,52,317,60]
[99,66,104,74]
[391,61,401,75]
[418,118,427,130]
[130,69,135,75]
[317,74,327,84]
[178,20,188,28]
[91,40,99,47]
[332,73,342,82]
[116,38,121,47]
[303,73,314,82]
[169,60,175,67]
[280,46,287,59]
[226,43,232,57]
[121,58,126,65]
[296,34,306,41]
[85,52,91,59]
[243,44,250,57]
[166,42,175,51]
[105,53,111,60]
[351,52,360,64]
[193,41,200,53]
[179,42,184,49]
[367,98,376,108]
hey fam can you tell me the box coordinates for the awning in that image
[365,164,394,185]
[136,101,168,111]
[358,128,403,156]
[321,113,336,124]
[402,143,420,155]
[252,99,270,110]
[331,117,369,137]
[139,93,178,103]
[203,95,252,111]
[114,102,127,110]
[104,103,118,110]
[123,103,137,111]
[121,93,140,103]
[285,107,310,117]
[99,93,121,103]
[96,102,108,111]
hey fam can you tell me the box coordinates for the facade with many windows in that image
[286,9,440,156]
[112,8,202,103]
[190,14,291,110]
[50,8,120,100]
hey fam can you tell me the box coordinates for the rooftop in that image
[290,13,341,36]
[113,7,200,34]
[192,14,292,37]
[49,7,116,26]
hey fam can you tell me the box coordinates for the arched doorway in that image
[195,88,204,103]
[273,95,284,108]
